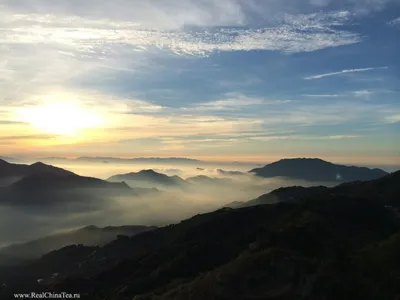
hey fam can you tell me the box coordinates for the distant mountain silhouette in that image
[108,170,234,190]
[1,171,399,299]
[216,169,246,176]
[108,169,187,189]
[0,172,157,206]
[250,158,388,182]
[12,173,130,191]
[0,225,156,266]
[0,159,74,186]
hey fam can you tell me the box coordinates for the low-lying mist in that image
[0,161,337,247]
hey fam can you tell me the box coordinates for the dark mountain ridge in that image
[108,170,234,190]
[0,159,75,187]
[0,171,399,299]
[0,159,74,178]
[250,158,389,182]
[242,186,329,207]
[11,173,130,191]
[108,170,186,188]
[232,170,400,209]
[0,172,158,206]
[0,225,157,267]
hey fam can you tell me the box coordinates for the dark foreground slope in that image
[0,172,399,300]
[0,225,157,266]
[250,158,388,182]
[237,170,400,208]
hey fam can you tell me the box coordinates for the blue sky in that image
[0,0,399,165]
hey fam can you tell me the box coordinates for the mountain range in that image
[0,170,399,299]
[107,158,389,192]
[0,157,393,207]
[0,225,156,267]
[108,170,234,190]
[108,170,187,189]
[0,160,158,206]
[225,186,329,208]
[0,159,74,187]
[250,158,388,182]
[228,168,400,209]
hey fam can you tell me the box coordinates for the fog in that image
[33,160,261,180]
[0,160,337,248]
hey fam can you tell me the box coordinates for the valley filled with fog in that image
[0,160,337,247]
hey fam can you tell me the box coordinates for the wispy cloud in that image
[249,134,361,141]
[304,67,388,80]
[0,120,26,125]
[0,134,56,141]
[0,10,362,57]
[0,1,398,160]
[353,90,374,97]
[303,94,341,97]
[388,17,400,26]
[187,94,289,112]
[385,114,400,123]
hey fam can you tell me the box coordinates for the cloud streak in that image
[388,17,400,26]
[304,67,389,80]
[187,94,290,112]
[0,10,362,57]
[303,94,341,97]
[248,134,361,141]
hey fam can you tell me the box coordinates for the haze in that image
[0,159,341,247]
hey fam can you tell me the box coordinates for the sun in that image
[17,101,104,136]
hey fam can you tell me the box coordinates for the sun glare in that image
[17,101,104,136]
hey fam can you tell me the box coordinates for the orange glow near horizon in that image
[1,152,398,167]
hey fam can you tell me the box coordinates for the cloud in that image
[385,114,400,123]
[304,67,389,80]
[346,0,400,14]
[353,90,374,97]
[187,93,288,111]
[0,134,56,141]
[2,86,397,157]
[303,94,341,97]
[0,9,362,57]
[388,17,400,26]
[0,120,26,125]
[248,134,361,141]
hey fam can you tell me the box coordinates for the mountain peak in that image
[107,169,186,189]
[139,169,159,174]
[276,157,331,164]
[29,161,47,167]
[250,158,388,182]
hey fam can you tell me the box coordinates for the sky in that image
[0,0,399,166]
